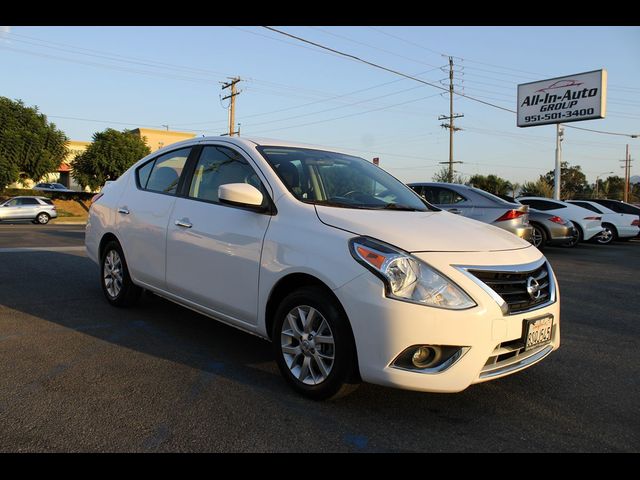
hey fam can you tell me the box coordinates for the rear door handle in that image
[175,219,192,229]
[118,207,130,215]
[448,208,462,214]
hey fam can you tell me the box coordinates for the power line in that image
[262,26,516,114]
[263,27,639,139]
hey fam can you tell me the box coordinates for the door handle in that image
[175,219,192,229]
[118,207,130,215]
[448,208,462,214]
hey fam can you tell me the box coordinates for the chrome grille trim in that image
[454,258,557,315]
[479,345,553,380]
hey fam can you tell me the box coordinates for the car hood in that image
[315,206,531,253]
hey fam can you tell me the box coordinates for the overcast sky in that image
[1,26,638,184]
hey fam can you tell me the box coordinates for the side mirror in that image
[218,183,265,211]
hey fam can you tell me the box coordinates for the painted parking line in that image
[0,246,86,253]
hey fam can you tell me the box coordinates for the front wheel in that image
[272,286,359,400]
[100,240,142,307]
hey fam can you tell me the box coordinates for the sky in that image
[1,25,639,185]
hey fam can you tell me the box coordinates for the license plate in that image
[524,316,553,350]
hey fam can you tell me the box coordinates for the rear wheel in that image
[36,212,50,224]
[272,286,359,400]
[100,240,142,307]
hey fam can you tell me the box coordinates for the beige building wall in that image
[132,128,196,152]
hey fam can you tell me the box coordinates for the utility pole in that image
[553,124,564,200]
[438,57,463,183]
[221,77,241,137]
[621,144,632,203]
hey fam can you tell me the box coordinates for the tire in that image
[530,223,547,250]
[35,212,50,225]
[100,240,142,307]
[594,223,617,245]
[563,222,582,248]
[272,286,359,400]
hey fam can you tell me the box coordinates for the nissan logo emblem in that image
[526,276,541,300]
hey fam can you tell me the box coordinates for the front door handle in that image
[118,207,130,215]
[175,219,192,228]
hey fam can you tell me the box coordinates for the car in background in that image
[590,199,640,221]
[0,196,57,224]
[408,182,533,242]
[517,197,603,245]
[33,182,74,192]
[566,200,640,244]
[496,194,578,249]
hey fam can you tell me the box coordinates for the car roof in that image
[150,136,356,157]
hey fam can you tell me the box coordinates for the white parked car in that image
[86,137,560,399]
[517,197,604,246]
[566,200,640,244]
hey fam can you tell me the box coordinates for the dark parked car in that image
[33,182,73,192]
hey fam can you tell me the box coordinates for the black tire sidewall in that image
[272,286,356,400]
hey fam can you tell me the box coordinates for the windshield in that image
[258,146,435,211]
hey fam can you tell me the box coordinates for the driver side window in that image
[188,145,262,203]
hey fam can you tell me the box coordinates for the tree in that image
[467,174,513,196]
[543,161,589,199]
[0,97,68,190]
[72,129,151,190]
[432,166,465,184]
[520,178,554,198]
[595,175,624,200]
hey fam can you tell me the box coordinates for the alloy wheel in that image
[280,305,335,385]
[103,249,123,298]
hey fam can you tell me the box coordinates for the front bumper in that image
[334,247,560,393]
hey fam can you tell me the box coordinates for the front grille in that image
[469,262,551,314]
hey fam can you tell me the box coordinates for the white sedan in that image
[86,137,560,399]
[517,197,604,245]
[567,200,640,244]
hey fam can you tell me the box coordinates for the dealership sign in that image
[517,70,607,127]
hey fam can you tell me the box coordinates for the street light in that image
[594,171,614,198]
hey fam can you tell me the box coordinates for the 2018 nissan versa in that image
[86,137,560,399]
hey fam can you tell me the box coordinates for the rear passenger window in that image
[20,198,39,205]
[138,148,191,195]
[188,146,261,203]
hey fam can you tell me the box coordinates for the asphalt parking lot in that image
[0,224,638,452]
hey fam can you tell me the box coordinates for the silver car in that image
[0,196,57,224]
[408,182,533,242]
[33,182,74,192]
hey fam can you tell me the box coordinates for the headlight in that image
[349,237,476,310]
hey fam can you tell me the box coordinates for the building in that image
[10,128,196,191]
[130,128,196,152]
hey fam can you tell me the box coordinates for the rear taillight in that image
[632,219,640,226]
[583,216,601,221]
[549,216,565,224]
[495,210,526,222]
